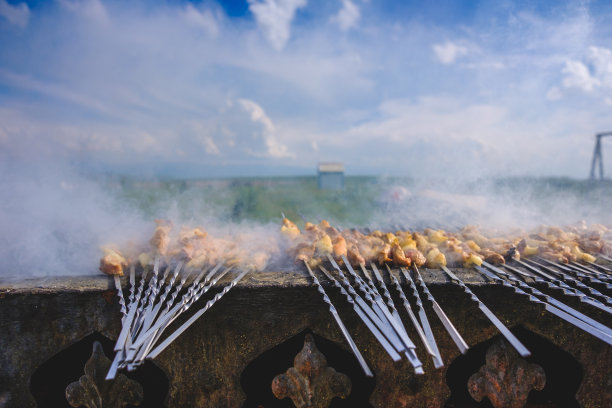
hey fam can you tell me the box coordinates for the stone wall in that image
[0,269,610,407]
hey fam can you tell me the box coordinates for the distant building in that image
[317,162,344,190]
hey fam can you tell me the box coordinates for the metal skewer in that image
[140,261,184,334]
[366,264,423,355]
[587,260,612,273]
[132,262,167,335]
[400,267,444,368]
[348,260,416,352]
[382,264,435,357]
[304,262,373,377]
[113,259,155,352]
[127,265,229,369]
[479,263,612,345]
[318,266,403,364]
[412,267,469,354]
[147,269,249,360]
[129,263,229,352]
[535,259,612,302]
[113,275,128,318]
[515,260,612,314]
[570,261,612,282]
[326,255,408,355]
[441,266,530,357]
[107,260,155,379]
[128,265,136,305]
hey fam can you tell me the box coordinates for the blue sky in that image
[1,0,612,178]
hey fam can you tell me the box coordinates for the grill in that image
[1,217,610,408]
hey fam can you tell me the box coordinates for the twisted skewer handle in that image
[147,270,249,359]
[304,262,373,377]
[114,276,128,317]
[413,267,469,354]
[441,266,531,357]
[129,265,136,305]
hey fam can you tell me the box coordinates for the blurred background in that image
[1,0,611,275]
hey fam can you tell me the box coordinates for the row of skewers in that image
[281,217,611,376]
[101,221,272,379]
[99,217,611,379]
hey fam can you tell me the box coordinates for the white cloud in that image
[588,46,612,89]
[562,59,599,91]
[331,0,360,31]
[0,0,29,28]
[181,3,219,37]
[562,46,612,93]
[237,98,295,158]
[248,0,307,51]
[433,41,468,64]
[58,0,108,24]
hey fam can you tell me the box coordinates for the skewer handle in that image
[441,266,531,357]
[304,262,373,377]
[147,270,249,359]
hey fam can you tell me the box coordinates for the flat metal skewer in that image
[304,261,373,377]
[107,260,155,379]
[140,261,184,334]
[365,264,422,354]
[502,264,612,336]
[113,259,155,352]
[479,262,612,345]
[344,258,416,351]
[128,265,136,305]
[400,267,444,368]
[129,264,229,352]
[536,259,612,301]
[132,262,168,335]
[412,267,469,354]
[587,260,612,273]
[147,270,249,360]
[565,262,612,287]
[326,255,407,355]
[515,260,612,314]
[113,275,128,318]
[128,265,233,368]
[441,266,530,357]
[318,266,403,363]
[382,265,435,357]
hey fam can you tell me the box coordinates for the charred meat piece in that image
[391,244,411,267]
[150,219,172,255]
[100,248,127,276]
[332,235,347,258]
[377,243,392,264]
[404,248,426,267]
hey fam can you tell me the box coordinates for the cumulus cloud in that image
[433,41,468,64]
[562,46,612,94]
[58,0,108,24]
[331,0,360,31]
[562,59,600,91]
[181,3,219,37]
[237,98,295,159]
[0,0,29,27]
[1,0,612,179]
[248,0,307,50]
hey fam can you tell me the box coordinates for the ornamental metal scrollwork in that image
[272,334,351,408]
[468,338,546,408]
[65,341,143,408]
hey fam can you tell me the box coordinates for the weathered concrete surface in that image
[0,268,610,408]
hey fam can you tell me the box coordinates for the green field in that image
[105,176,612,229]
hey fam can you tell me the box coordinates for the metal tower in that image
[589,131,612,180]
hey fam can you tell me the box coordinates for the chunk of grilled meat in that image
[100,248,127,276]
